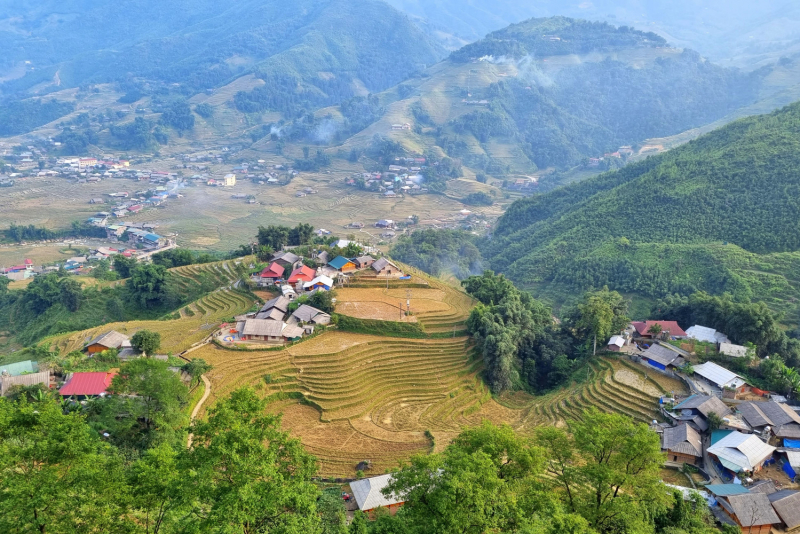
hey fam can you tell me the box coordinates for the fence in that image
[1,371,50,396]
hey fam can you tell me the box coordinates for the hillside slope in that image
[327,17,761,177]
[483,102,800,318]
[389,0,800,68]
[0,0,443,116]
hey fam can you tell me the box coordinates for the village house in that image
[84,331,131,354]
[349,474,405,515]
[738,401,800,443]
[328,255,357,273]
[767,490,800,532]
[640,344,685,371]
[290,305,331,327]
[673,395,732,432]
[692,361,749,394]
[258,262,285,286]
[354,256,375,269]
[662,423,702,465]
[287,265,315,285]
[304,275,334,292]
[707,431,775,475]
[281,285,298,300]
[375,219,394,229]
[272,251,300,270]
[59,371,117,399]
[721,492,780,533]
[371,257,401,278]
[606,335,626,352]
[0,360,50,396]
[686,325,730,344]
[314,250,330,265]
[632,321,688,339]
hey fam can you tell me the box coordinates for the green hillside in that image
[0,0,443,127]
[483,101,800,320]
[326,17,762,177]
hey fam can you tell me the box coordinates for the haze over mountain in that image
[323,17,764,177]
[388,0,800,68]
[483,101,800,319]
[0,0,443,103]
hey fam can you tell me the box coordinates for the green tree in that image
[181,358,212,389]
[131,330,162,356]
[349,511,368,534]
[319,488,347,534]
[257,225,291,250]
[647,323,663,337]
[289,223,315,246]
[107,358,188,448]
[538,408,668,532]
[128,264,170,309]
[0,398,132,534]
[571,287,630,356]
[0,275,9,296]
[59,277,83,312]
[128,443,183,534]
[309,290,336,315]
[113,255,138,278]
[181,387,322,533]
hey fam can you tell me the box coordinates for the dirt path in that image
[187,374,211,448]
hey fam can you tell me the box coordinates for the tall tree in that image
[570,287,629,355]
[257,225,291,250]
[128,264,170,309]
[131,330,162,357]
[0,398,131,534]
[182,388,322,534]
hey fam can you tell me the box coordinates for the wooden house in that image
[371,257,401,278]
[328,256,357,273]
[85,331,131,354]
[661,423,702,465]
[354,256,375,269]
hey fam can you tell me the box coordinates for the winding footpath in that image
[187,374,211,448]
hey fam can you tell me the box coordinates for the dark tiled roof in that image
[662,423,702,457]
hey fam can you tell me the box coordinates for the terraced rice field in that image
[186,274,686,478]
[341,267,475,334]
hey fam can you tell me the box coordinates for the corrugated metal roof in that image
[706,484,751,496]
[739,402,773,428]
[643,344,682,366]
[608,335,625,348]
[686,325,730,343]
[707,431,775,472]
[241,320,284,337]
[350,474,404,511]
[261,296,290,313]
[693,361,744,388]
[328,256,354,270]
[59,372,117,396]
[0,360,37,377]
[87,330,130,350]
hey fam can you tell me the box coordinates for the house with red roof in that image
[288,265,315,285]
[59,371,117,398]
[632,321,687,339]
[258,262,285,286]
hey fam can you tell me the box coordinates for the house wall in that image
[341,263,357,273]
[366,502,404,517]
[86,344,109,354]
[375,267,402,278]
[667,451,700,465]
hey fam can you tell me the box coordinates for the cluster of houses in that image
[606,318,800,531]
[655,393,800,532]
[221,296,330,346]
[0,329,170,399]
[253,250,402,293]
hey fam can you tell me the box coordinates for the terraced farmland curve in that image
[45,286,256,355]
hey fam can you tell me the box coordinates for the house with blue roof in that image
[0,360,38,377]
[328,256,356,273]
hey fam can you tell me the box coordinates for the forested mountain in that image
[388,0,800,68]
[483,101,800,319]
[333,17,763,175]
[0,0,442,116]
